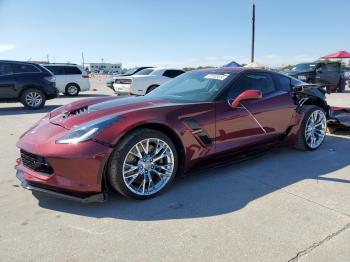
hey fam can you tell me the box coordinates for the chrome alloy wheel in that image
[67,85,78,95]
[305,110,327,149]
[25,91,42,107]
[122,138,175,196]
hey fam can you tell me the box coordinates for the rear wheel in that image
[108,128,178,199]
[65,83,80,96]
[294,105,327,151]
[20,88,46,109]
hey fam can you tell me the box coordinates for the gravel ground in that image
[0,77,349,262]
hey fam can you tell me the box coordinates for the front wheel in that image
[20,88,46,109]
[294,105,327,151]
[108,129,178,199]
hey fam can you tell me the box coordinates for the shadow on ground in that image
[36,135,350,221]
[0,105,62,116]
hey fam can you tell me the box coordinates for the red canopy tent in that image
[320,51,350,59]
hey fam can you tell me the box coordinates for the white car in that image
[113,67,185,95]
[41,64,91,96]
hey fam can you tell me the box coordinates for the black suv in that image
[286,61,342,92]
[0,60,58,109]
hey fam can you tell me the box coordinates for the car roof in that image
[40,63,78,67]
[0,60,41,66]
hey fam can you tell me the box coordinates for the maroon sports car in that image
[16,68,330,202]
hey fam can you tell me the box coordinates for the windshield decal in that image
[204,74,228,81]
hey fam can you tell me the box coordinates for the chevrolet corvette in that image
[16,67,338,202]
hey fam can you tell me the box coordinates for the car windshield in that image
[292,63,316,71]
[134,68,154,75]
[146,71,237,103]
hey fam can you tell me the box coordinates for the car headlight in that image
[56,115,123,144]
[298,75,307,80]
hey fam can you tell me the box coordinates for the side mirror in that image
[230,90,262,108]
[316,67,323,74]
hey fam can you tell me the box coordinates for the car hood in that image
[49,96,173,129]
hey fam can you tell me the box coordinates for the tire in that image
[108,128,178,199]
[146,85,159,94]
[65,83,80,96]
[20,88,46,109]
[294,105,327,151]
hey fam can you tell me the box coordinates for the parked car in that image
[106,66,153,91]
[17,67,350,202]
[41,64,90,96]
[113,67,185,95]
[286,61,342,92]
[0,60,58,109]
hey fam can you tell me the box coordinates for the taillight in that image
[115,79,132,84]
[44,76,56,82]
[82,74,89,78]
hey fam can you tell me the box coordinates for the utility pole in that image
[82,52,85,68]
[46,54,50,63]
[251,4,256,63]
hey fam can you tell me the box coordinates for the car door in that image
[0,63,17,98]
[316,63,341,88]
[215,72,295,154]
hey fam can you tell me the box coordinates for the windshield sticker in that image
[204,74,228,81]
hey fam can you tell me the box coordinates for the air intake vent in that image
[20,150,54,175]
[71,106,88,116]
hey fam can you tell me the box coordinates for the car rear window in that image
[0,63,14,75]
[163,70,185,78]
[13,64,40,73]
[134,68,154,75]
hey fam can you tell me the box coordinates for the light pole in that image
[251,4,256,63]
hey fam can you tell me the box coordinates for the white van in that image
[41,64,91,96]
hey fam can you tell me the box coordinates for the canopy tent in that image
[243,61,265,69]
[320,51,350,59]
[223,61,242,67]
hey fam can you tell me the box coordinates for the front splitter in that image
[16,169,107,203]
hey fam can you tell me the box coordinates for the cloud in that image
[0,44,15,53]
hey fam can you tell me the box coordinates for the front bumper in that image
[15,166,106,203]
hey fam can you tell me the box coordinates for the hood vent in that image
[71,106,88,116]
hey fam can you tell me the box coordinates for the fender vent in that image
[184,119,213,146]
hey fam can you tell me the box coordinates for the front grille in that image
[20,150,54,175]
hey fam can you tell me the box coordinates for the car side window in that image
[13,64,40,73]
[64,66,82,75]
[325,63,339,72]
[44,66,65,75]
[228,73,275,99]
[163,70,185,78]
[275,74,292,92]
[0,63,14,76]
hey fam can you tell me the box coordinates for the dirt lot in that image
[0,77,349,261]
